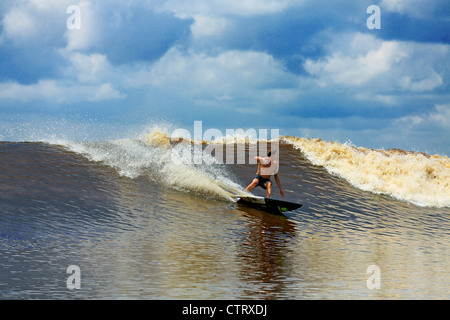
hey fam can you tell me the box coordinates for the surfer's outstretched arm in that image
[274,173,284,198]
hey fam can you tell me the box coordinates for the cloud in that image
[0,0,192,69]
[399,71,443,92]
[64,1,98,51]
[172,1,366,68]
[141,47,299,107]
[397,104,450,129]
[380,0,449,18]
[67,1,192,64]
[155,0,301,18]
[61,52,112,84]
[88,83,125,101]
[1,0,70,44]
[0,0,70,83]
[2,7,37,40]
[190,14,229,38]
[303,33,449,93]
[305,40,407,86]
[378,0,450,44]
[381,0,426,15]
[0,80,125,103]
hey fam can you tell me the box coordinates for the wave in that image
[144,128,269,146]
[48,132,246,202]
[44,124,449,208]
[283,136,450,208]
[143,129,450,208]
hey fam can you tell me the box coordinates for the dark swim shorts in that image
[254,175,271,189]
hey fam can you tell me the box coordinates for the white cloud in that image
[0,42,126,104]
[304,34,408,86]
[190,14,229,38]
[381,0,415,12]
[399,71,443,92]
[2,8,37,40]
[304,33,448,93]
[62,51,111,84]
[397,104,450,129]
[64,1,98,51]
[380,0,439,17]
[141,47,298,105]
[0,80,125,103]
[28,0,70,11]
[354,93,398,105]
[88,83,126,101]
[0,80,61,102]
[156,0,300,18]
[1,0,72,42]
[153,0,302,43]
[430,105,450,128]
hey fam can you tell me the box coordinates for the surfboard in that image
[214,179,302,215]
[235,195,302,215]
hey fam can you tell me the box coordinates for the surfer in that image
[244,150,284,198]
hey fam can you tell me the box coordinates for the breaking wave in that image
[40,123,449,208]
[47,129,246,202]
[283,136,450,208]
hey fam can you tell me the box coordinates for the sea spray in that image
[50,136,243,202]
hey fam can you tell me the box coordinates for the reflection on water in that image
[234,206,297,299]
[0,142,449,299]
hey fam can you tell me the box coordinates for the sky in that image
[0,0,449,155]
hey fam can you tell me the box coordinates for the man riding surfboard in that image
[244,149,284,199]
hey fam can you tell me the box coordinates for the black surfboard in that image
[236,195,302,215]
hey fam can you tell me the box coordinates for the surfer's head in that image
[267,149,277,157]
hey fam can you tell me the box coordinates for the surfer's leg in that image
[245,178,259,192]
[265,181,272,198]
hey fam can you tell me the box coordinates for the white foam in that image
[50,133,244,202]
[283,136,450,208]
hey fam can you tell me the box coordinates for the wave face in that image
[283,136,450,208]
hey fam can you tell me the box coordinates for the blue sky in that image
[0,0,449,155]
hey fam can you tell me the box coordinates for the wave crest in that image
[283,136,450,208]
